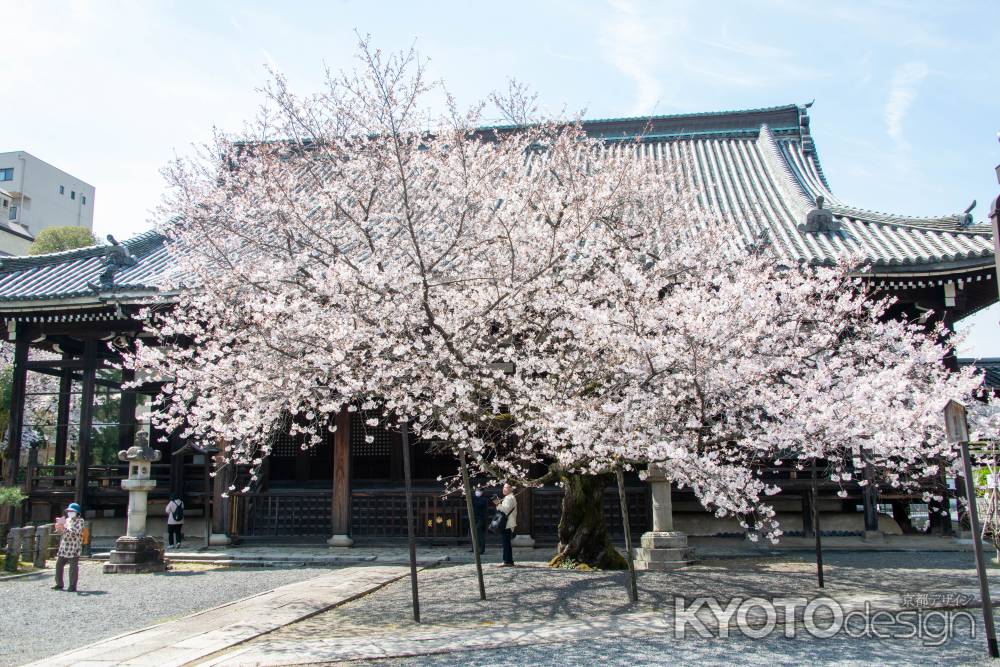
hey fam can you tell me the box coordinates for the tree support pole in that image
[459,451,486,601]
[812,458,824,589]
[400,423,420,623]
[616,467,639,602]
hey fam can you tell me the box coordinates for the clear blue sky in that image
[6,0,999,355]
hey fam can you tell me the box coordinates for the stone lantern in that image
[103,440,167,573]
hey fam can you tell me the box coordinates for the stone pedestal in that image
[103,535,166,573]
[19,525,35,562]
[327,534,354,548]
[4,527,22,572]
[633,464,694,570]
[33,525,52,568]
[209,533,232,546]
[512,534,535,548]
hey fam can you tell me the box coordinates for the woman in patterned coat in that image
[53,502,84,592]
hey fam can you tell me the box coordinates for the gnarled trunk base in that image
[548,472,627,570]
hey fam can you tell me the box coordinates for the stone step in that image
[640,532,689,549]
[633,559,693,571]
[632,546,694,563]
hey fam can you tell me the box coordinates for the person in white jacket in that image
[494,483,517,567]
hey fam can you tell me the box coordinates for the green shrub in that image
[0,486,26,508]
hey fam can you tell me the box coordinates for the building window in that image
[81,195,87,205]
[71,191,75,200]
[8,205,16,221]
[0,168,12,181]
[59,185,65,194]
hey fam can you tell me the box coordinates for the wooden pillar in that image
[53,353,73,477]
[328,407,352,546]
[390,429,403,482]
[801,492,814,537]
[3,329,29,490]
[117,368,136,451]
[861,464,880,534]
[512,487,535,547]
[170,438,185,497]
[211,448,229,535]
[928,462,953,536]
[74,338,98,508]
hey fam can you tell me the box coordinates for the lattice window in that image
[350,411,392,457]
[271,429,320,457]
[272,431,297,458]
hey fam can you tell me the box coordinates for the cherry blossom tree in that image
[521,241,991,547]
[129,39,702,526]
[129,39,992,568]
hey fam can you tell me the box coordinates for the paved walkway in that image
[24,565,410,667]
[199,585,1000,666]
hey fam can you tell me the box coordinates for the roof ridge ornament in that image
[961,200,976,227]
[803,195,842,234]
[88,234,139,292]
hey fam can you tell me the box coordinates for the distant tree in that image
[28,226,97,255]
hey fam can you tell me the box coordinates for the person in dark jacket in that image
[470,488,490,554]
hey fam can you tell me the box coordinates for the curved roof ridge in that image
[755,125,814,210]
[0,229,166,273]
[575,103,801,127]
[830,205,991,233]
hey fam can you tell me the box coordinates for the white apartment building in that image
[0,151,95,256]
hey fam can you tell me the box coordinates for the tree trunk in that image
[548,472,627,570]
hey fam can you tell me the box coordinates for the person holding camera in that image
[492,483,517,567]
[52,502,84,592]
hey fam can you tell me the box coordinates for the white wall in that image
[0,151,95,254]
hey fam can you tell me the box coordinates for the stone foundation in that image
[103,535,166,574]
[633,531,694,570]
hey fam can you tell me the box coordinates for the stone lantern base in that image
[632,531,694,571]
[103,535,166,574]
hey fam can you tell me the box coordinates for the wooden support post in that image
[24,448,38,520]
[170,439,185,497]
[328,407,353,547]
[812,459,824,589]
[929,460,954,536]
[862,463,879,533]
[203,453,212,548]
[401,423,420,623]
[616,467,639,603]
[944,400,999,658]
[53,354,73,481]
[211,450,229,536]
[74,339,98,508]
[4,331,29,492]
[459,451,486,601]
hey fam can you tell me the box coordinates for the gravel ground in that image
[264,551,1000,640]
[0,562,330,667]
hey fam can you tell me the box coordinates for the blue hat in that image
[67,503,82,514]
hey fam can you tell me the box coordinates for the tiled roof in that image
[0,104,993,307]
[0,230,173,302]
[571,109,994,271]
[958,358,1000,389]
